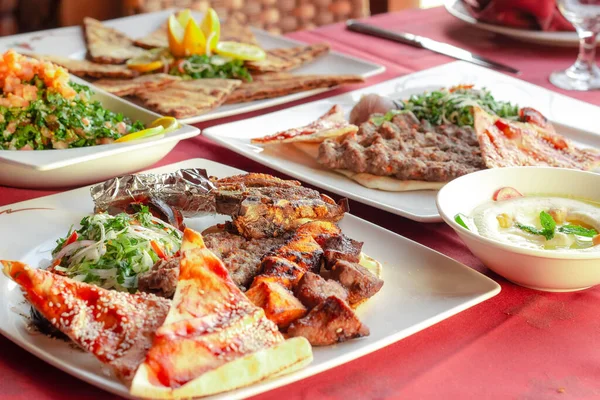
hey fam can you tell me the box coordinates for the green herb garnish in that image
[169,55,252,81]
[454,213,470,230]
[515,211,556,240]
[558,224,598,237]
[371,109,410,126]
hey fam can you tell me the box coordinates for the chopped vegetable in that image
[401,86,519,127]
[454,213,470,230]
[496,213,513,229]
[169,54,252,81]
[493,187,523,202]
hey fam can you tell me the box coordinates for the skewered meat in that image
[331,260,384,305]
[245,280,308,329]
[294,272,348,310]
[317,234,363,269]
[287,296,369,346]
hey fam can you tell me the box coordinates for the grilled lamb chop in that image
[331,260,384,305]
[294,272,348,310]
[287,296,369,346]
[317,234,363,269]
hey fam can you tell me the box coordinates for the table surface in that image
[2,6,600,400]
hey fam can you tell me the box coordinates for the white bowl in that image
[0,76,200,189]
[436,167,600,292]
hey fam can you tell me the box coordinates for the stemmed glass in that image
[550,0,600,91]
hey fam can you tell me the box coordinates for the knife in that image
[346,20,519,74]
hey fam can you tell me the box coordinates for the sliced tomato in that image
[151,240,167,260]
[494,119,521,139]
[64,231,78,247]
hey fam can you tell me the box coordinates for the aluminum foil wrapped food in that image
[90,169,217,225]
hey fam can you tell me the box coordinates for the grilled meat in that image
[245,280,308,329]
[317,234,363,269]
[294,272,348,310]
[138,257,181,298]
[287,296,369,346]
[331,260,384,305]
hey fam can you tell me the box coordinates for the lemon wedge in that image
[215,41,266,61]
[126,48,172,72]
[115,125,164,143]
[201,8,220,52]
[149,116,179,132]
[168,9,208,58]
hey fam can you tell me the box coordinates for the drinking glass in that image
[550,0,600,91]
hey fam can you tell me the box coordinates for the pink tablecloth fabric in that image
[2,6,600,400]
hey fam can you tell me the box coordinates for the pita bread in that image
[130,228,312,399]
[135,78,241,118]
[134,23,168,49]
[246,43,330,73]
[251,72,294,81]
[252,105,357,144]
[83,17,145,64]
[293,142,446,192]
[473,106,600,170]
[93,73,180,96]
[225,74,364,104]
[33,54,138,79]
[221,16,261,46]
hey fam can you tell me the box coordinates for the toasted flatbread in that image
[251,72,294,81]
[1,260,170,383]
[293,142,446,192]
[252,105,357,144]
[134,23,168,49]
[225,74,364,104]
[221,15,260,46]
[93,73,180,96]
[83,17,145,64]
[246,43,330,73]
[473,106,600,170]
[135,79,241,118]
[130,228,312,399]
[33,54,138,79]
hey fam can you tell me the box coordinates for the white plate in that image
[0,9,385,125]
[0,76,199,189]
[445,0,596,47]
[203,61,600,222]
[0,158,500,399]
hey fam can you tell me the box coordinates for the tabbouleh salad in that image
[0,50,144,150]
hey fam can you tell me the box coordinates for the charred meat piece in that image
[294,272,348,310]
[331,260,384,305]
[257,256,306,289]
[245,280,307,329]
[287,296,369,345]
[138,257,181,298]
[318,234,363,269]
[271,234,323,273]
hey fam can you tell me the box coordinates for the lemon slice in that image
[182,17,206,56]
[149,116,179,133]
[168,14,186,58]
[126,48,172,72]
[115,125,164,143]
[168,9,207,57]
[215,41,266,61]
[201,8,220,52]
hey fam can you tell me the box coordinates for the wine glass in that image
[550,0,600,91]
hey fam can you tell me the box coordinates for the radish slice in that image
[493,187,523,201]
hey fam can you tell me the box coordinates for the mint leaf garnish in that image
[558,224,598,238]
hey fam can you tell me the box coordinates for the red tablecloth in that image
[2,6,600,400]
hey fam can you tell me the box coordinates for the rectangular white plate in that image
[0,9,385,125]
[203,61,600,222]
[0,158,500,399]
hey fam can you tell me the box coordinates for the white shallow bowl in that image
[0,76,200,189]
[437,167,600,292]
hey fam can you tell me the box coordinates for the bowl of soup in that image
[436,167,600,292]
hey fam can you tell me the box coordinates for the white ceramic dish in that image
[437,167,600,292]
[0,76,199,189]
[0,9,385,125]
[0,158,500,399]
[445,0,597,47]
[203,61,600,223]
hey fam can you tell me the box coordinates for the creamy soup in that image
[456,195,600,252]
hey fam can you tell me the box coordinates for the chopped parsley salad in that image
[50,207,182,292]
[0,50,145,150]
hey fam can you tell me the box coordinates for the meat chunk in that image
[294,272,348,310]
[331,260,384,305]
[287,296,369,346]
[137,257,181,298]
[245,280,307,329]
[256,256,306,289]
[271,234,323,273]
[318,234,363,269]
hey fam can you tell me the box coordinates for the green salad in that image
[170,54,252,81]
[0,78,145,151]
[399,85,519,127]
[50,207,182,292]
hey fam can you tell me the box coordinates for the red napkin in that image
[463,0,575,31]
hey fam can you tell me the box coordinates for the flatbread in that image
[245,43,330,73]
[221,15,260,46]
[135,78,241,119]
[83,17,145,64]
[134,23,168,49]
[130,228,312,399]
[225,74,364,104]
[293,142,446,192]
[252,105,357,144]
[93,73,180,96]
[473,106,600,170]
[33,54,138,79]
